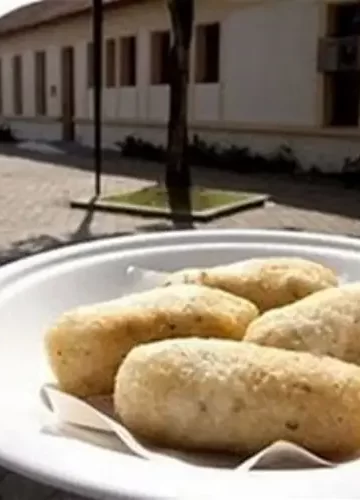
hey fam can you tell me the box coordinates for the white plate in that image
[2,229,360,499]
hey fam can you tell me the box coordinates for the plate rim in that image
[2,229,360,286]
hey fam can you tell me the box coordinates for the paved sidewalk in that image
[0,145,360,263]
[0,146,359,498]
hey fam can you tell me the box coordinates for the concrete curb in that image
[70,194,269,222]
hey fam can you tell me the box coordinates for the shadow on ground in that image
[1,142,360,221]
[0,200,183,266]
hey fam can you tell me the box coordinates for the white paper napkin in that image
[40,384,333,471]
[39,265,349,471]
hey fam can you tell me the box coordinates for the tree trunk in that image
[166,0,194,228]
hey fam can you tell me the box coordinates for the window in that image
[120,35,137,86]
[105,38,116,87]
[195,23,220,83]
[12,55,23,115]
[329,2,360,36]
[0,59,2,116]
[322,3,360,126]
[87,42,94,88]
[151,31,170,85]
[35,51,47,116]
[324,73,360,126]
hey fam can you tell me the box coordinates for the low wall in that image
[5,116,360,173]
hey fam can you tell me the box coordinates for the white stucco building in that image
[0,0,359,171]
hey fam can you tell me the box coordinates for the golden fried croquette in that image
[162,257,338,312]
[244,283,360,363]
[45,285,258,397]
[115,338,360,460]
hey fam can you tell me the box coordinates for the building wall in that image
[0,0,359,172]
[222,1,320,126]
[0,0,228,128]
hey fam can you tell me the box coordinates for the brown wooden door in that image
[61,46,75,141]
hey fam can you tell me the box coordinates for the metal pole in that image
[93,0,103,197]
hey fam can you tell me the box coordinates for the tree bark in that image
[166,0,194,228]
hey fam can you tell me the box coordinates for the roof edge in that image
[0,0,143,39]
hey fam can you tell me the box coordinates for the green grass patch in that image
[102,185,257,213]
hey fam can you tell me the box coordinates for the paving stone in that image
[50,492,89,500]
[0,473,56,500]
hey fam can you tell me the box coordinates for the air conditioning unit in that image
[318,36,360,72]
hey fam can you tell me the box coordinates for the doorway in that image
[323,2,360,127]
[329,72,360,126]
[61,46,75,141]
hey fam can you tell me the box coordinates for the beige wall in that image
[222,1,320,126]
[0,0,359,172]
[0,0,227,122]
[0,0,320,125]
